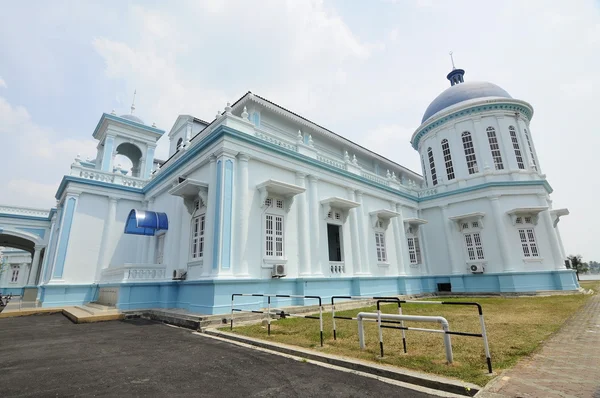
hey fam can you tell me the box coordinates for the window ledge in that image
[523,257,544,263]
[466,260,487,265]
[409,263,421,268]
[262,258,287,268]
[187,259,204,267]
[377,262,390,267]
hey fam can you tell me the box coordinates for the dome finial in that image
[130,89,137,115]
[446,52,465,86]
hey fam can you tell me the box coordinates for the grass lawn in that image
[229,281,599,387]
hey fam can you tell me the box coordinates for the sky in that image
[0,0,598,260]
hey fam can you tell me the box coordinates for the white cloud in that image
[0,96,95,207]
[0,77,6,88]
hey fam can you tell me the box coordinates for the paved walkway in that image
[478,293,600,398]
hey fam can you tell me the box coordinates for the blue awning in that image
[124,209,169,236]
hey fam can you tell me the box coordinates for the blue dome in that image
[119,114,145,125]
[421,81,512,123]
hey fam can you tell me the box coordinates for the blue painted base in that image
[0,287,25,296]
[36,270,580,314]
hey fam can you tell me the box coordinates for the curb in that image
[204,328,480,397]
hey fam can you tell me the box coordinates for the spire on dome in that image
[130,89,137,114]
[446,51,465,86]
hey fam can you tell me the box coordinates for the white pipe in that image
[357,312,453,364]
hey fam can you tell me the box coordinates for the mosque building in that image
[0,64,578,313]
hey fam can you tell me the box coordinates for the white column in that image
[27,246,43,285]
[97,197,118,278]
[355,190,369,275]
[145,198,155,265]
[391,202,407,276]
[496,116,518,173]
[170,195,185,272]
[308,176,322,275]
[203,155,217,276]
[489,196,513,272]
[417,208,431,275]
[296,172,311,276]
[471,118,488,173]
[441,205,461,274]
[38,214,57,285]
[539,195,564,270]
[136,201,148,264]
[237,153,250,276]
[347,188,362,275]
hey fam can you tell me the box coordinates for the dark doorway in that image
[327,224,342,262]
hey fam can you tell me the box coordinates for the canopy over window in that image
[124,209,168,236]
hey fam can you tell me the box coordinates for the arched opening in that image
[0,233,36,289]
[115,143,143,177]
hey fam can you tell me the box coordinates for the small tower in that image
[446,52,465,86]
[92,91,165,179]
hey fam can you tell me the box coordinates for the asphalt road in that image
[0,314,434,397]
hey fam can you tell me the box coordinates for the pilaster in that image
[296,172,311,276]
[489,195,513,271]
[347,188,362,275]
[355,190,370,275]
[308,175,322,276]
[236,153,250,277]
[391,202,408,276]
[441,205,461,274]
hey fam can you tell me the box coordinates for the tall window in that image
[524,129,537,171]
[486,127,504,170]
[176,138,183,151]
[515,217,539,258]
[326,209,344,268]
[190,201,206,260]
[509,126,525,169]
[10,267,19,283]
[441,139,455,180]
[264,197,285,258]
[461,220,485,261]
[421,155,428,187]
[155,234,165,264]
[374,220,387,263]
[461,131,478,174]
[406,227,422,265]
[427,147,438,186]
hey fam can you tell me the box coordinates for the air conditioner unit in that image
[469,264,484,274]
[173,269,187,280]
[271,264,286,278]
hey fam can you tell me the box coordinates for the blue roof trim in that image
[412,102,533,150]
[0,214,52,222]
[55,176,143,200]
[419,179,552,202]
[124,209,168,236]
[92,113,166,139]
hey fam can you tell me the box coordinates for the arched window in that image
[524,129,537,171]
[461,132,478,174]
[486,127,504,170]
[441,139,455,180]
[427,147,437,186]
[176,137,183,151]
[509,126,524,169]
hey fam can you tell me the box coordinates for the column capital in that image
[307,175,319,183]
[237,152,250,162]
[488,195,500,201]
[209,154,217,163]
[355,190,364,198]
[107,196,119,204]
[295,171,307,179]
[345,187,355,196]
[213,147,239,159]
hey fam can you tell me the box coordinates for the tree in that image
[567,254,588,281]
[589,261,600,274]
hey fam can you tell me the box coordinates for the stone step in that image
[86,302,117,311]
[63,307,123,324]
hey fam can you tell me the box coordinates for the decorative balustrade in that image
[254,130,297,151]
[360,170,390,186]
[317,154,347,170]
[100,264,167,283]
[70,163,148,189]
[417,188,438,198]
[0,205,50,218]
[329,262,346,274]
